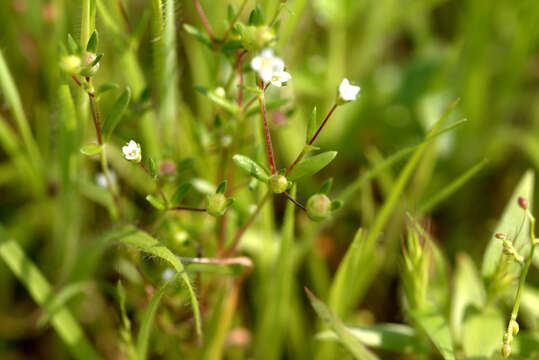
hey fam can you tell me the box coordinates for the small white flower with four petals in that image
[338,78,360,102]
[122,140,142,163]
[251,48,290,86]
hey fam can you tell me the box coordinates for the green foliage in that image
[287,151,337,181]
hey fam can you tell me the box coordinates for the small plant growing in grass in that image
[0,1,538,360]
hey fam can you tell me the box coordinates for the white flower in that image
[122,140,141,162]
[270,70,291,87]
[251,48,285,82]
[338,78,360,102]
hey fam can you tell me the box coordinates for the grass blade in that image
[109,225,202,339]
[411,307,455,360]
[136,273,179,360]
[316,323,431,354]
[418,158,488,215]
[0,226,100,360]
[306,287,379,360]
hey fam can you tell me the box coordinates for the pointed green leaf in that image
[307,106,317,144]
[108,226,202,338]
[148,158,157,178]
[97,82,119,95]
[67,33,81,54]
[233,154,270,182]
[319,178,333,194]
[411,307,455,360]
[288,151,337,181]
[80,143,102,156]
[101,87,131,141]
[146,195,165,210]
[216,180,227,194]
[248,4,265,26]
[306,288,379,360]
[90,53,103,67]
[183,24,213,49]
[86,30,98,53]
[170,183,192,206]
[317,323,431,354]
[194,85,240,114]
[227,4,237,22]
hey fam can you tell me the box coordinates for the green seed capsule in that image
[269,174,288,194]
[207,193,227,217]
[306,194,331,222]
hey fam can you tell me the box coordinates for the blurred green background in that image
[1,0,539,359]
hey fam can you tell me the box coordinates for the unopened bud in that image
[518,196,528,210]
[80,52,100,77]
[495,233,506,240]
[512,321,519,335]
[207,193,227,216]
[269,174,288,194]
[503,246,513,255]
[502,343,511,358]
[60,55,81,75]
[306,194,331,222]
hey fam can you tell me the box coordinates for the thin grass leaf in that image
[317,323,431,354]
[38,282,91,328]
[195,85,240,114]
[0,50,43,174]
[136,273,179,360]
[306,288,379,360]
[418,158,488,215]
[183,23,213,49]
[0,227,100,360]
[411,307,456,360]
[101,87,131,141]
[482,170,534,281]
[108,225,202,338]
[288,151,337,181]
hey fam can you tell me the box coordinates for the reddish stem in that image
[309,103,337,145]
[170,206,207,212]
[88,96,103,145]
[243,82,270,112]
[259,78,277,174]
[192,0,218,50]
[283,191,306,211]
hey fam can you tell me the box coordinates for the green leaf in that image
[97,82,119,95]
[288,151,337,181]
[227,4,237,22]
[319,178,333,194]
[170,183,192,206]
[232,154,270,182]
[86,30,98,52]
[148,158,157,178]
[462,306,504,360]
[521,285,539,330]
[80,143,102,156]
[101,87,131,141]
[146,195,165,210]
[317,323,431,354]
[307,106,318,144]
[38,282,90,328]
[183,24,213,49]
[248,4,265,26]
[136,273,179,360]
[216,180,227,194]
[0,227,100,360]
[194,85,240,114]
[108,226,202,338]
[306,288,379,360]
[67,33,81,54]
[90,53,103,66]
[411,307,455,360]
[482,170,534,282]
[451,253,486,344]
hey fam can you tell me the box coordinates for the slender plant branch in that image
[285,103,338,176]
[222,191,271,257]
[258,78,277,174]
[88,96,103,145]
[283,191,306,211]
[139,162,168,208]
[117,0,132,34]
[242,82,270,113]
[192,0,218,50]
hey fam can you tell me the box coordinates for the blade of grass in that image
[136,273,179,360]
[306,288,379,360]
[109,225,202,339]
[38,282,91,328]
[0,226,100,360]
[418,158,488,215]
